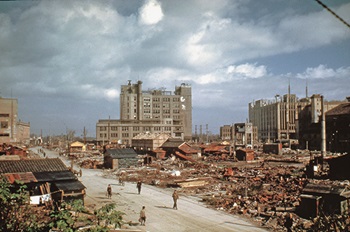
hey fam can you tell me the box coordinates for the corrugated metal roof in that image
[0,158,69,173]
[105,148,138,159]
[54,180,86,191]
[34,171,77,182]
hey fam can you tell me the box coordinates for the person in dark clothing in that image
[284,213,293,232]
[172,190,179,210]
[137,181,142,194]
[107,184,112,199]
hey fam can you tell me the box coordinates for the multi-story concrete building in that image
[96,81,192,145]
[0,97,30,144]
[249,93,310,143]
[298,94,345,151]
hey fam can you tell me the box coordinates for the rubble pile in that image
[102,157,317,231]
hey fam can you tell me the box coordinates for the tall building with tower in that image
[96,81,192,145]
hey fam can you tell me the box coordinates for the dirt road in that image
[32,147,269,232]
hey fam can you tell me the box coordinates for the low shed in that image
[298,182,350,218]
[104,148,139,169]
[236,149,255,161]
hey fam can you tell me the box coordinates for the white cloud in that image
[104,89,119,101]
[139,0,164,25]
[296,65,350,79]
[227,63,267,78]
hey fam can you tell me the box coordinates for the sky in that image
[0,0,349,137]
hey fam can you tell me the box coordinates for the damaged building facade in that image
[96,81,192,146]
[297,94,344,151]
[220,122,258,149]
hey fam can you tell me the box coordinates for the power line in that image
[314,0,350,29]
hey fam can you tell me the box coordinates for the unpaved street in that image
[32,147,269,232]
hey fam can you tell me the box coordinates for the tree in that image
[0,178,43,232]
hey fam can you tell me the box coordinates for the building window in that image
[144,109,151,114]
[111,126,118,131]
[154,98,160,102]
[1,121,8,129]
[163,109,170,114]
[122,133,129,137]
[163,98,170,102]
[133,126,140,131]
[154,127,161,131]
[122,127,129,131]
[173,98,180,102]
[0,133,10,137]
[111,133,118,137]
[164,127,171,131]
[173,109,180,114]
[100,126,107,131]
[0,114,10,117]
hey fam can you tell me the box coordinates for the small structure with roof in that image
[103,148,139,169]
[160,138,199,161]
[0,158,86,205]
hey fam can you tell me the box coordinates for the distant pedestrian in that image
[137,181,142,194]
[172,190,179,210]
[139,206,146,226]
[284,213,293,232]
[107,184,112,199]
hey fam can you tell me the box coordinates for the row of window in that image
[134,103,181,108]
[99,126,183,137]
[100,126,183,132]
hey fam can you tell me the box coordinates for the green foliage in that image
[0,178,42,232]
[49,202,75,232]
[71,199,85,218]
[94,203,125,229]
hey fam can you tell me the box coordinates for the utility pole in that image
[83,127,87,144]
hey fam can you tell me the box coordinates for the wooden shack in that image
[103,148,139,169]
[0,158,86,205]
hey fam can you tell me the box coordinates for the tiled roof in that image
[161,138,185,148]
[0,158,69,173]
[326,103,350,116]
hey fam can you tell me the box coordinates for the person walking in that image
[139,206,146,226]
[137,181,142,194]
[284,213,293,232]
[107,184,112,199]
[172,190,179,210]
